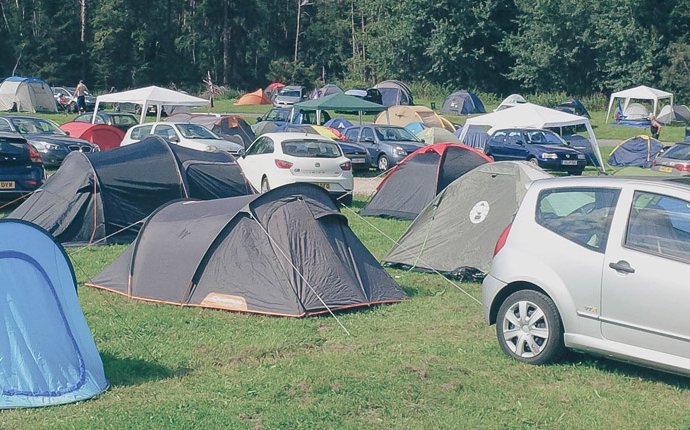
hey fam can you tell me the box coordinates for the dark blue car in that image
[485,128,587,175]
[0,132,45,200]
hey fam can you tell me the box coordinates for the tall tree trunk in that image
[80,0,86,79]
[294,0,301,63]
[222,0,229,84]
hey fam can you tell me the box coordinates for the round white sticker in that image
[469,201,490,224]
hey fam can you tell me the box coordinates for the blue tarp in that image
[0,220,108,408]
[608,136,663,168]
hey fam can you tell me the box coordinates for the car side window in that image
[344,128,359,141]
[0,118,12,132]
[536,188,620,252]
[246,137,274,155]
[361,128,375,142]
[130,125,152,140]
[492,131,507,143]
[507,131,523,145]
[625,191,690,262]
[153,125,176,140]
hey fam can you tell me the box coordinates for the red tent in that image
[60,122,124,151]
[234,89,271,106]
[361,143,492,219]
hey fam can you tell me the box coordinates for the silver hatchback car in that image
[483,176,690,375]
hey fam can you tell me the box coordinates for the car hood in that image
[274,95,301,104]
[529,144,582,155]
[25,134,93,146]
[188,138,243,152]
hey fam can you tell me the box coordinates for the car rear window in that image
[0,138,29,161]
[282,140,342,158]
[536,188,620,252]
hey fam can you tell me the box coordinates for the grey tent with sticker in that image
[87,183,406,317]
[384,162,551,277]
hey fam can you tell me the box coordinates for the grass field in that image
[2,192,690,429]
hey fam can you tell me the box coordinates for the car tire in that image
[377,154,390,171]
[528,157,540,168]
[260,176,270,193]
[485,153,495,161]
[496,290,565,365]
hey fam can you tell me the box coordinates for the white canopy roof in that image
[458,102,604,169]
[605,85,673,123]
[93,86,209,123]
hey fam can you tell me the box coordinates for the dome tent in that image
[441,90,486,115]
[10,136,253,245]
[607,136,664,168]
[87,183,407,316]
[0,76,57,113]
[361,143,491,220]
[384,162,551,277]
[0,220,108,408]
[373,80,413,107]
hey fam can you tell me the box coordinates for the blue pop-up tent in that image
[0,220,108,409]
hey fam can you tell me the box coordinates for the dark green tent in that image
[295,93,385,124]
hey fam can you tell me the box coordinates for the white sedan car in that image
[121,122,244,155]
[237,133,354,205]
[483,176,690,376]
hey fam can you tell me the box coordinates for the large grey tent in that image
[87,183,407,316]
[0,77,57,112]
[10,136,253,245]
[384,162,551,277]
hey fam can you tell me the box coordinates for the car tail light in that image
[274,159,293,169]
[493,223,512,257]
[26,144,42,163]
[340,161,352,171]
[673,164,690,172]
[24,179,40,186]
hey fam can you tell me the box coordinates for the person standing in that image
[650,115,662,139]
[75,80,89,113]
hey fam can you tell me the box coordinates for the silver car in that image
[273,86,307,107]
[483,176,690,376]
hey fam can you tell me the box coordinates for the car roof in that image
[370,124,406,129]
[0,115,51,121]
[260,132,336,142]
[531,175,690,192]
[0,131,25,140]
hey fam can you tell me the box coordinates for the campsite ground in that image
[2,109,690,429]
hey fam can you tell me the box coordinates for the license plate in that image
[315,182,330,190]
[0,181,15,189]
[659,166,673,173]
[561,160,578,166]
[351,157,366,164]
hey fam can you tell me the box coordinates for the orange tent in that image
[234,88,271,106]
[60,122,125,151]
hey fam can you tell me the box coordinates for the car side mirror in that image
[363,137,375,143]
[169,135,180,143]
[64,131,70,136]
[515,140,525,145]
[256,117,262,123]
[238,148,246,158]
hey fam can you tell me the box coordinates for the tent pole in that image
[92,101,100,124]
[139,103,147,124]
[358,111,362,125]
[156,104,162,122]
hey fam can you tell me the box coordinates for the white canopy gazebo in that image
[605,85,673,123]
[92,86,210,123]
[458,102,604,170]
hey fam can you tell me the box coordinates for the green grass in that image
[2,196,690,429]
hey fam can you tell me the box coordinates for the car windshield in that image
[375,127,418,142]
[662,144,690,161]
[264,109,291,122]
[10,117,66,135]
[279,90,301,97]
[175,123,219,139]
[112,115,138,126]
[282,139,342,158]
[525,130,565,145]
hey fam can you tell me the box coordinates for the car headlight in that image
[31,141,61,152]
[541,152,558,160]
[205,145,218,152]
[577,154,585,159]
[393,146,406,157]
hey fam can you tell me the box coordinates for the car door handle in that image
[609,260,635,274]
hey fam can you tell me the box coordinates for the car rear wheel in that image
[377,154,390,171]
[496,290,565,365]
[261,176,270,193]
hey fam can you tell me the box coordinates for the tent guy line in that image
[337,200,482,306]
[249,212,352,336]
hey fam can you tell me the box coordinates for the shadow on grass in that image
[562,352,690,389]
[101,352,192,388]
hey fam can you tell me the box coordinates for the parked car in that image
[344,88,383,105]
[343,125,424,171]
[237,133,354,205]
[485,128,587,175]
[73,112,139,133]
[652,142,690,175]
[0,116,98,167]
[483,176,690,376]
[51,86,96,112]
[273,85,307,106]
[121,122,244,155]
[0,132,45,199]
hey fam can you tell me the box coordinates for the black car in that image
[73,112,139,133]
[0,132,45,199]
[485,128,587,175]
[0,116,98,168]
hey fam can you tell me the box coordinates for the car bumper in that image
[345,155,370,170]
[271,174,353,193]
[538,159,587,171]
[482,273,507,324]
